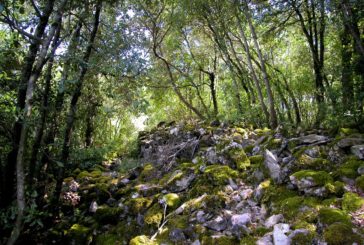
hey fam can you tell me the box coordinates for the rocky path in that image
[56,123,364,244]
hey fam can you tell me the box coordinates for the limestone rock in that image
[273,223,291,245]
[297,134,329,145]
[204,215,227,231]
[264,150,282,183]
[264,214,284,228]
[337,138,364,148]
[351,145,364,159]
[231,213,251,227]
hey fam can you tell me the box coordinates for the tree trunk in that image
[243,0,278,128]
[235,9,270,124]
[28,24,61,185]
[1,0,56,208]
[53,1,102,208]
[340,24,354,113]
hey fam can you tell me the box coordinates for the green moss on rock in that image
[292,170,333,186]
[144,204,163,226]
[342,192,364,212]
[356,175,364,191]
[95,233,122,245]
[318,208,351,226]
[163,193,180,208]
[229,148,251,171]
[94,206,123,224]
[204,165,239,185]
[291,231,315,245]
[249,155,264,165]
[66,224,92,244]
[126,197,153,214]
[336,158,363,179]
[201,235,237,245]
[129,235,156,245]
[323,223,361,245]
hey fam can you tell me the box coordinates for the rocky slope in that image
[54,122,364,244]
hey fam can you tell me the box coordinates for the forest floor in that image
[47,122,364,244]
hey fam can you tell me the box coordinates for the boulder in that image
[337,138,364,148]
[273,223,291,245]
[264,150,282,183]
[264,214,283,228]
[204,215,227,231]
[231,213,251,227]
[297,134,329,145]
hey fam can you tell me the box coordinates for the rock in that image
[204,215,227,231]
[297,134,329,145]
[117,178,130,187]
[231,213,251,227]
[358,166,364,175]
[168,171,195,192]
[169,228,186,242]
[337,138,364,148]
[89,201,98,213]
[191,240,201,245]
[264,150,282,183]
[351,145,364,159]
[264,214,284,228]
[228,178,238,190]
[256,234,273,245]
[196,210,207,223]
[273,223,291,245]
[288,228,310,240]
[239,189,253,200]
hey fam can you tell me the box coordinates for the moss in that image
[292,221,316,232]
[66,224,92,244]
[335,158,363,179]
[126,197,153,214]
[291,231,315,245]
[324,181,345,196]
[292,170,333,186]
[266,138,282,149]
[279,196,319,220]
[342,192,364,212]
[201,235,237,245]
[94,206,123,224]
[356,175,364,191]
[129,235,156,245]
[254,127,271,136]
[249,155,264,165]
[204,165,239,185]
[239,236,256,245]
[77,170,102,179]
[163,193,180,208]
[95,233,122,245]
[229,148,251,171]
[144,204,163,226]
[254,226,271,236]
[243,145,254,155]
[338,128,359,136]
[323,223,361,245]
[318,208,351,225]
[168,214,188,229]
[140,163,155,180]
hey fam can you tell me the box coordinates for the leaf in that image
[55,161,64,168]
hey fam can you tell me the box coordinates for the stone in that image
[256,234,273,245]
[231,213,251,227]
[204,215,227,231]
[89,201,98,213]
[239,189,253,200]
[191,240,201,245]
[264,214,284,228]
[273,223,291,245]
[169,228,186,242]
[351,145,364,159]
[337,138,364,148]
[264,150,282,183]
[169,172,195,192]
[358,166,364,175]
[297,134,329,145]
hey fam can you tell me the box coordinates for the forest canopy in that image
[0,0,363,244]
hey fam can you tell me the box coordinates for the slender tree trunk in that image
[53,1,102,207]
[340,24,354,113]
[2,0,56,208]
[28,24,61,184]
[235,10,269,124]
[243,0,278,128]
[6,1,67,243]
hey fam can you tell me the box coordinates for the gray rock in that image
[273,223,291,245]
[264,150,282,183]
[256,233,273,245]
[358,166,364,175]
[169,171,195,192]
[89,201,98,213]
[288,229,310,240]
[240,189,254,200]
[264,214,284,228]
[191,240,201,245]
[228,178,238,190]
[298,134,329,145]
[204,215,227,231]
[351,145,364,159]
[169,228,186,242]
[231,213,251,227]
[337,138,364,148]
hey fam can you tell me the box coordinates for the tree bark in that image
[2,0,56,208]
[53,0,102,208]
[242,0,278,128]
